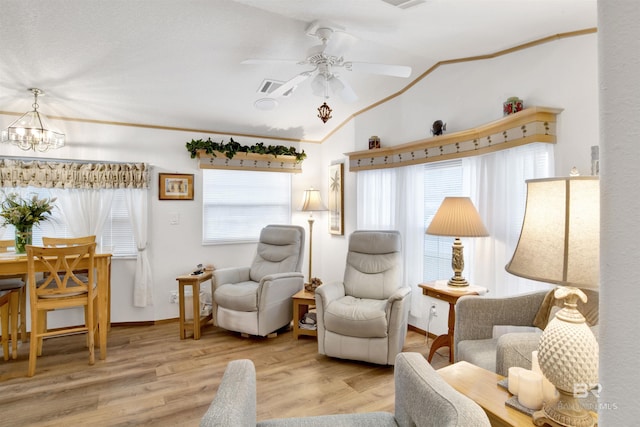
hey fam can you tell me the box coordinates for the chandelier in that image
[1,88,65,152]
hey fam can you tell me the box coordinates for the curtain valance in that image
[0,159,149,189]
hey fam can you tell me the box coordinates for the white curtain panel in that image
[52,188,115,238]
[357,164,425,318]
[124,188,153,307]
[464,143,556,296]
[357,143,555,315]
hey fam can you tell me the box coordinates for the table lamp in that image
[505,176,599,427]
[300,188,327,283]
[426,197,488,287]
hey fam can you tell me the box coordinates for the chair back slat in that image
[42,235,96,247]
[27,243,96,298]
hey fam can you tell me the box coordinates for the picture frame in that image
[159,173,194,200]
[328,162,344,235]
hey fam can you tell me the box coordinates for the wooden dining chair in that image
[0,239,27,357]
[26,242,98,377]
[0,289,18,361]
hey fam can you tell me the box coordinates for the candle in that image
[518,370,544,410]
[531,350,541,373]
[508,367,526,396]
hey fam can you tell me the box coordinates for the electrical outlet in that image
[169,290,178,304]
[430,303,437,317]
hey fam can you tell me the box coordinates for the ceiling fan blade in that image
[269,71,312,98]
[345,62,412,78]
[330,75,358,103]
[241,59,299,65]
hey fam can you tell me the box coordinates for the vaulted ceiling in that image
[0,0,597,144]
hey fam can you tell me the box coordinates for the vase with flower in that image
[0,193,56,254]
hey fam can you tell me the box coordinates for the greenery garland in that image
[186,137,306,162]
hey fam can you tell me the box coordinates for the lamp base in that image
[533,390,595,427]
[447,276,469,287]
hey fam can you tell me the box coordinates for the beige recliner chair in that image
[213,225,305,337]
[315,230,411,365]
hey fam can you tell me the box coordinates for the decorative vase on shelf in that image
[14,225,33,254]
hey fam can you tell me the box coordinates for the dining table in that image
[0,250,112,360]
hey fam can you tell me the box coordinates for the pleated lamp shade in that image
[426,197,489,238]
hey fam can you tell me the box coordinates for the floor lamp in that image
[506,176,599,427]
[300,188,327,283]
[426,197,488,287]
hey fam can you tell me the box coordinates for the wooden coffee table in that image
[438,361,534,427]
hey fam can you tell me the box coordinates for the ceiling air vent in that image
[381,0,426,9]
[257,79,294,97]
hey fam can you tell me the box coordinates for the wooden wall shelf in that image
[197,150,302,173]
[345,106,563,172]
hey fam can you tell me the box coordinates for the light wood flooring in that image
[0,322,449,427]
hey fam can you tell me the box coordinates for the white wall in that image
[599,0,640,423]
[317,31,599,336]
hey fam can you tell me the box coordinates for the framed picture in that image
[159,173,194,200]
[328,162,344,235]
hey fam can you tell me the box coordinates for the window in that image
[423,160,463,282]
[202,169,292,244]
[0,187,137,257]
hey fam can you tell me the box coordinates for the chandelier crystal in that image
[2,88,65,152]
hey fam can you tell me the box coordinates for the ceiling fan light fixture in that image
[1,88,65,152]
[310,74,326,97]
[317,102,332,123]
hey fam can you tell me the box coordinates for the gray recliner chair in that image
[213,225,305,337]
[315,230,411,365]
[454,288,599,376]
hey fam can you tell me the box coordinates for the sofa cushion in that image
[457,338,498,373]
[215,282,259,312]
[323,296,388,338]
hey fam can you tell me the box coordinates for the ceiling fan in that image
[243,21,412,104]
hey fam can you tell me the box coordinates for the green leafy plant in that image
[1,192,56,231]
[186,137,307,162]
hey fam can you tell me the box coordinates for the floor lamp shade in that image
[300,188,327,282]
[426,197,488,286]
[505,176,599,427]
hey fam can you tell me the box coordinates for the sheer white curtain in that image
[464,143,555,296]
[51,189,115,237]
[124,188,153,307]
[357,164,425,317]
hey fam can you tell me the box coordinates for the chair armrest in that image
[199,359,257,427]
[256,272,304,310]
[213,267,251,291]
[495,332,542,376]
[314,281,346,308]
[388,286,411,304]
[454,290,548,361]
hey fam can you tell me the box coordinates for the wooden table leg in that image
[97,257,109,360]
[427,301,456,363]
[178,282,186,339]
[192,282,202,340]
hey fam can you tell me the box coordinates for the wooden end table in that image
[176,271,213,340]
[420,281,484,363]
[438,361,535,427]
[292,289,317,339]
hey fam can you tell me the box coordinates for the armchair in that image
[199,352,490,427]
[213,225,305,337]
[454,288,599,376]
[315,230,410,365]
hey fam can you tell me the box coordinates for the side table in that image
[419,281,484,363]
[176,271,213,340]
[292,289,317,339]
